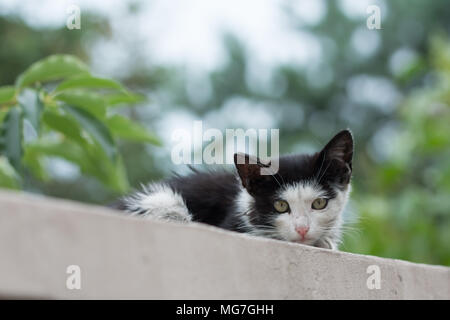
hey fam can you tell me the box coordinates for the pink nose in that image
[296,226,309,238]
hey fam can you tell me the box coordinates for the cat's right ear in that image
[234,153,270,195]
[316,129,354,185]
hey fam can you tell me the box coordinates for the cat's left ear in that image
[316,129,354,184]
[234,153,271,195]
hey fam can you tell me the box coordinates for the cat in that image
[115,129,354,250]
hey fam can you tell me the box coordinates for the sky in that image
[0,0,385,74]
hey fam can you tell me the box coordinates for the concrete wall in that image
[0,190,448,299]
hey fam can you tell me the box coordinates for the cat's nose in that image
[295,226,309,239]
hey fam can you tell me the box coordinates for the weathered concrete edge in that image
[0,190,448,299]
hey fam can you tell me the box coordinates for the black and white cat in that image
[116,130,353,250]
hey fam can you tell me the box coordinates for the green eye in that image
[274,200,290,213]
[312,198,328,210]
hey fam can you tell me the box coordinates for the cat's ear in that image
[321,129,353,167]
[316,129,353,184]
[234,153,271,194]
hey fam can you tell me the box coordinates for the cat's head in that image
[234,129,353,248]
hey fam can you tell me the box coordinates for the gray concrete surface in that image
[0,190,448,299]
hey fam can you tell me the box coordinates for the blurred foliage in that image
[0,13,111,86]
[0,1,450,265]
[0,54,160,193]
[343,37,450,265]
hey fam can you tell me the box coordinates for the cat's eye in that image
[312,198,328,210]
[274,200,290,213]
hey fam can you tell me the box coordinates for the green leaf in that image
[26,139,92,175]
[63,105,117,161]
[105,93,146,106]
[0,86,16,104]
[54,90,107,117]
[26,139,128,192]
[54,75,126,93]
[22,146,49,181]
[106,114,161,145]
[0,110,7,123]
[16,55,90,89]
[42,109,86,145]
[0,156,21,189]
[18,89,43,135]
[109,154,129,193]
[0,107,23,170]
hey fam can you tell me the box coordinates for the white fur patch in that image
[273,181,350,249]
[234,186,255,231]
[123,183,192,222]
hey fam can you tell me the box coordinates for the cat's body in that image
[116,130,354,250]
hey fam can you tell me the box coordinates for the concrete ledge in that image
[0,190,448,299]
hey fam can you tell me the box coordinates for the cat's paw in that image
[314,238,339,250]
[144,208,192,222]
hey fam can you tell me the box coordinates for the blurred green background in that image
[0,0,449,266]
